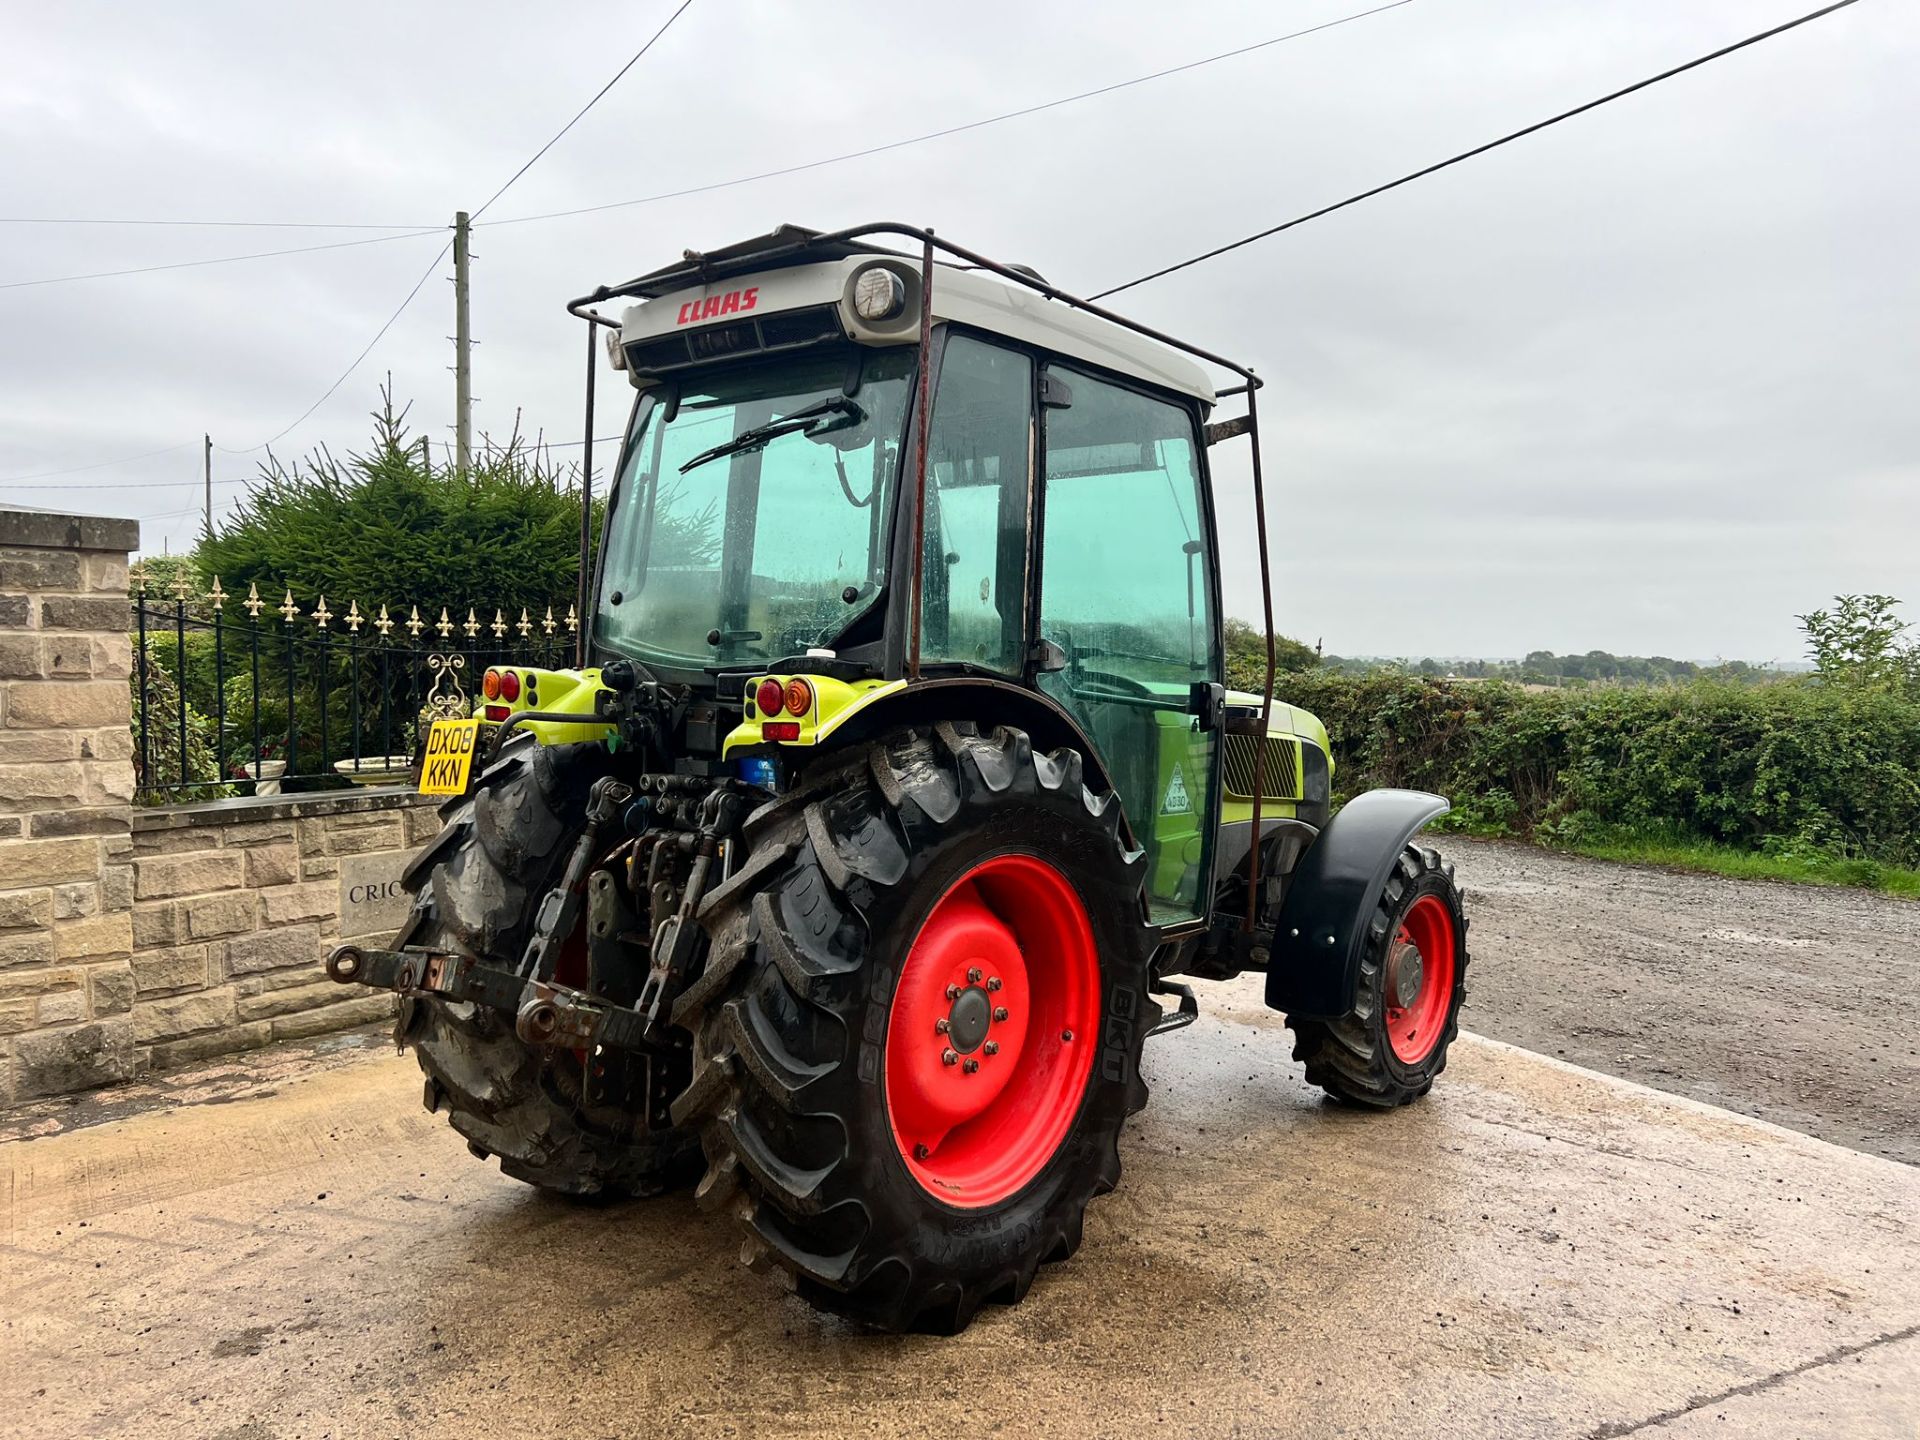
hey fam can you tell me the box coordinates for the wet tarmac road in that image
[5,978,1917,1439]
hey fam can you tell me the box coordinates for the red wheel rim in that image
[885,854,1101,1209]
[1386,893,1456,1064]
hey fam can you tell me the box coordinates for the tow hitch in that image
[324,943,654,1051]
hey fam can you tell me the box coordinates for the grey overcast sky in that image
[1,0,1912,662]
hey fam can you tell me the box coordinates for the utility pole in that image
[203,433,212,534]
[453,210,472,474]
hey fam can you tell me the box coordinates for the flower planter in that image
[333,755,415,788]
[239,759,287,796]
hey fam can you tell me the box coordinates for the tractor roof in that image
[601,224,1218,405]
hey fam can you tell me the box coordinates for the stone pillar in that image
[0,507,140,1103]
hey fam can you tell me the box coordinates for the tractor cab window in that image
[918,334,1033,674]
[1036,367,1220,923]
[596,348,914,670]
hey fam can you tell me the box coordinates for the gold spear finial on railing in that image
[208,577,226,609]
[566,605,578,634]
[516,608,532,638]
[312,595,333,630]
[462,608,481,639]
[279,589,300,623]
[435,607,453,639]
[407,605,424,638]
[129,561,149,596]
[375,604,394,638]
[172,571,193,603]
[490,608,508,638]
[345,600,363,633]
[244,581,264,618]
[543,606,557,636]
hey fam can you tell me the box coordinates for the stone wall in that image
[121,790,437,1077]
[0,508,143,1101]
[0,506,438,1106]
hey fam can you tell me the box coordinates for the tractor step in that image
[1147,979,1198,1037]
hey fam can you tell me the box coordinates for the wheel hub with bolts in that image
[1385,939,1424,1010]
[945,985,994,1053]
[885,854,1101,1208]
[1383,893,1457,1065]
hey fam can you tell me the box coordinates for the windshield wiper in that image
[678,396,865,475]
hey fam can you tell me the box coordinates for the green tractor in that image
[328,223,1469,1333]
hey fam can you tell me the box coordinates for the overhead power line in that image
[1,5,699,482]
[11,6,698,479]
[216,235,456,454]
[471,0,697,220]
[0,441,199,486]
[483,0,1413,229]
[0,216,434,232]
[0,227,446,292]
[2,473,244,492]
[0,2,1405,242]
[0,226,445,482]
[1091,0,1864,299]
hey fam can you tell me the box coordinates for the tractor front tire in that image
[397,736,698,1195]
[1288,844,1468,1108]
[673,723,1158,1333]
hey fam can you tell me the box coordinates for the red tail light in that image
[762,721,801,741]
[499,670,521,702]
[754,678,784,716]
[783,678,814,715]
[483,704,510,721]
[482,668,503,701]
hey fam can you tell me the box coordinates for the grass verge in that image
[1560,827,1920,899]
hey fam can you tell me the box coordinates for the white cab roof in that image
[617,250,1217,405]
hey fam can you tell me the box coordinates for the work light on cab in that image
[852,265,906,321]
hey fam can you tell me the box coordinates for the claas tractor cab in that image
[330,223,1469,1333]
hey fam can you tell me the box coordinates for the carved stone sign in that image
[337,851,411,941]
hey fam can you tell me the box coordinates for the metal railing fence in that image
[129,567,579,804]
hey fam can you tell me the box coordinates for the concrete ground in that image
[5,977,1917,1439]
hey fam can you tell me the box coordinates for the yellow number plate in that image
[418,719,482,795]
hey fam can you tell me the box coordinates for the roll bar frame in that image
[564,222,1280,935]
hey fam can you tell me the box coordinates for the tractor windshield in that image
[595,348,914,670]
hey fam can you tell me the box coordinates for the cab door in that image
[1033,365,1222,925]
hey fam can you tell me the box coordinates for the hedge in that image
[1250,670,1920,869]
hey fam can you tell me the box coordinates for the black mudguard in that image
[1264,789,1450,1020]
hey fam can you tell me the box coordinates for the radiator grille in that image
[1222,733,1299,800]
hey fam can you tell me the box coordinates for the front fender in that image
[1264,789,1449,1020]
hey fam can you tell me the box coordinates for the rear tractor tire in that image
[1288,844,1468,1108]
[673,723,1159,1333]
[397,736,699,1196]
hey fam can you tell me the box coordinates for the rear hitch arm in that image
[323,944,655,1052]
[517,777,635,981]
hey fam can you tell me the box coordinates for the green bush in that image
[197,389,596,620]
[1270,671,1920,869]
